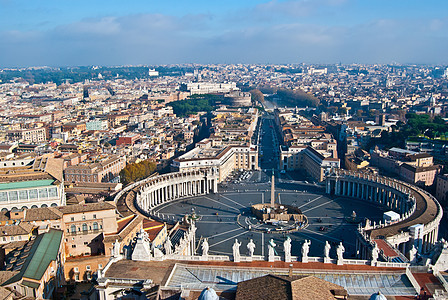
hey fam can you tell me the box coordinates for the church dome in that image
[198,287,219,300]
[369,291,387,300]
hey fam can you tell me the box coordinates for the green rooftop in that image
[0,179,55,191]
[23,229,63,281]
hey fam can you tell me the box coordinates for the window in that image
[71,217,74,222]
[98,264,103,269]
[75,274,79,281]
[86,265,91,270]
[70,225,76,233]
[84,242,88,245]
[93,214,97,219]
[82,223,88,232]
[82,215,86,221]
[71,245,76,248]
[93,222,99,231]
[10,236,14,241]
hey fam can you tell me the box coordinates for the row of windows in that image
[71,214,96,222]
[0,187,58,202]
[73,264,102,273]
[68,222,101,233]
[2,235,23,242]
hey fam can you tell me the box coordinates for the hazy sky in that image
[1,0,447,67]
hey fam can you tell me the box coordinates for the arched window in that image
[82,223,88,232]
[70,225,76,233]
[93,222,99,231]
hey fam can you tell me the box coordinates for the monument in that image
[284,237,292,263]
[247,239,256,258]
[233,239,241,262]
[371,242,379,265]
[164,238,173,255]
[324,240,331,263]
[301,240,310,263]
[202,238,209,257]
[250,169,308,231]
[337,242,345,265]
[268,239,277,262]
[131,230,152,261]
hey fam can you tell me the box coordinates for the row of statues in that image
[201,237,347,263]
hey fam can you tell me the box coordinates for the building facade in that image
[64,155,126,183]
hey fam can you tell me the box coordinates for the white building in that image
[171,139,259,182]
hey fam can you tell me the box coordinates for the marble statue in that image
[233,239,242,262]
[301,240,310,263]
[202,238,209,256]
[164,238,173,255]
[247,239,256,257]
[113,239,121,258]
[371,242,379,264]
[153,247,164,258]
[409,244,417,262]
[324,240,331,260]
[268,239,277,262]
[337,242,345,264]
[284,237,292,262]
[131,230,152,261]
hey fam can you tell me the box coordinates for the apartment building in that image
[6,127,47,143]
[64,155,126,183]
[59,202,118,257]
[172,139,259,182]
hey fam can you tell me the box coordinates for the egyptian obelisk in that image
[270,168,275,206]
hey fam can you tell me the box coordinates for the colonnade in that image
[134,169,219,215]
[326,172,414,215]
[326,169,442,256]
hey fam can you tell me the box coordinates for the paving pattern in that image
[155,173,389,258]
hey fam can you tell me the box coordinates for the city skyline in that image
[1,0,448,67]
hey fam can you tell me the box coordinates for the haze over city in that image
[1,0,448,67]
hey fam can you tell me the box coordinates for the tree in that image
[119,159,157,185]
[250,89,264,103]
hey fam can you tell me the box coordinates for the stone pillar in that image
[335,180,340,195]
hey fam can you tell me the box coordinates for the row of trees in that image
[364,113,448,150]
[0,66,197,86]
[119,159,157,185]
[276,88,320,107]
[167,94,218,117]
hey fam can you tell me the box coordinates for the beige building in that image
[436,174,448,207]
[64,255,109,282]
[301,147,340,182]
[60,202,118,257]
[6,127,47,143]
[280,146,340,182]
[103,214,143,257]
[64,155,126,183]
[0,222,34,244]
[345,155,369,171]
[400,163,440,187]
[172,139,259,182]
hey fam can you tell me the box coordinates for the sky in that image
[0,0,447,67]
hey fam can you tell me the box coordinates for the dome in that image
[198,287,219,300]
[369,291,387,300]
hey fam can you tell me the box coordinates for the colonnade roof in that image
[366,182,439,238]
